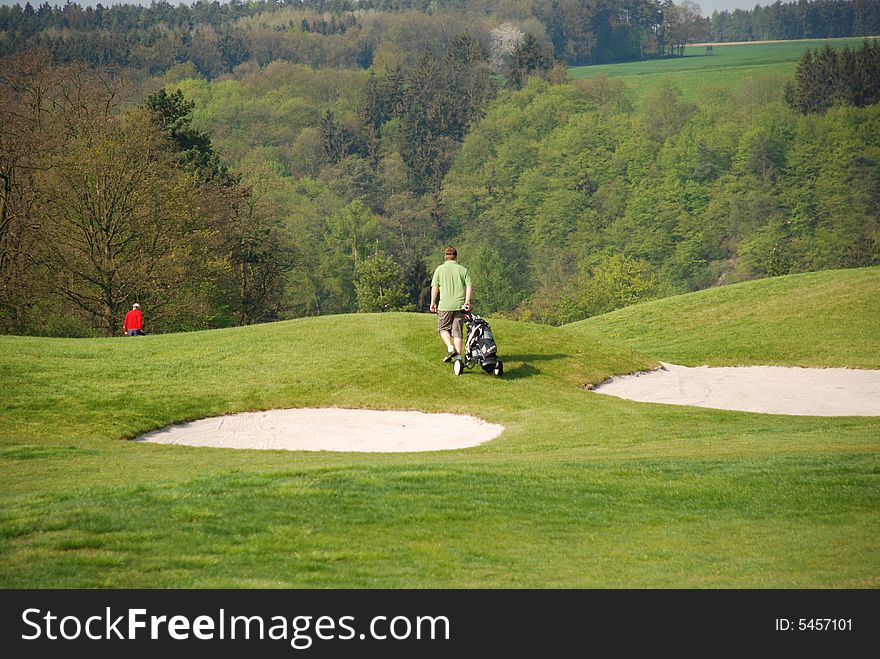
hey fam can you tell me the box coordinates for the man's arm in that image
[430,285,439,313]
[464,284,472,311]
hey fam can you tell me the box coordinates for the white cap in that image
[133,303,140,309]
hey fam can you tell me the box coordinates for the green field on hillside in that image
[569,37,874,98]
[569,267,880,368]
[0,268,878,588]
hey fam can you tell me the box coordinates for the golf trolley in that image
[453,308,503,377]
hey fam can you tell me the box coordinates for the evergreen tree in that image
[857,38,880,106]
[791,39,880,114]
[397,42,495,195]
[506,34,551,90]
[142,88,234,184]
[838,45,859,106]
[319,110,352,165]
[362,69,402,169]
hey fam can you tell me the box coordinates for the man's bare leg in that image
[440,329,456,361]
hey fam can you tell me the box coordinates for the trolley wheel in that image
[453,358,464,375]
[493,360,503,377]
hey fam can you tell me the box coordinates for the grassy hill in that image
[0,268,877,587]
[568,37,872,99]
[568,266,880,368]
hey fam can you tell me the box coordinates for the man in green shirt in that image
[429,246,473,362]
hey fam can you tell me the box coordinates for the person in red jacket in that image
[123,303,144,336]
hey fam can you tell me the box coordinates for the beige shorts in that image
[437,310,464,338]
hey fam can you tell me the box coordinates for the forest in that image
[709,0,880,42]
[0,0,706,73]
[444,56,880,323]
[4,0,880,74]
[1,1,878,335]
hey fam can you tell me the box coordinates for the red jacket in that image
[124,309,143,331]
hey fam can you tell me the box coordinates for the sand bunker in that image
[592,362,880,416]
[135,407,504,452]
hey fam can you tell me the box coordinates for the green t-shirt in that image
[431,260,472,311]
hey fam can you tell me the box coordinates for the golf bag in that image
[456,309,503,376]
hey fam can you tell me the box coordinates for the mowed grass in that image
[1,268,878,588]
[568,266,880,368]
[569,37,874,99]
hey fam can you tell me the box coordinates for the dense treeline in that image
[788,40,880,113]
[170,35,500,319]
[0,1,370,74]
[165,39,879,326]
[710,0,880,43]
[2,4,879,336]
[0,32,504,334]
[4,37,879,335]
[441,76,880,323]
[5,1,879,76]
[0,0,710,75]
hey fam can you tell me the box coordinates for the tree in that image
[398,42,496,195]
[692,140,720,181]
[792,48,825,114]
[741,127,787,183]
[378,191,435,309]
[316,200,381,314]
[837,45,859,106]
[489,22,525,72]
[506,33,551,90]
[857,38,880,106]
[574,252,665,317]
[143,87,234,184]
[466,241,526,314]
[354,250,412,312]
[0,53,58,332]
[663,1,708,56]
[321,155,384,212]
[319,110,356,165]
[38,109,205,335]
[362,68,402,169]
[791,40,880,114]
[638,83,696,141]
[534,0,597,65]
[214,181,300,326]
